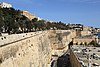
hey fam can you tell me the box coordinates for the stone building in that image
[67,24,83,31]
[0,2,12,8]
[21,10,36,20]
[21,10,41,20]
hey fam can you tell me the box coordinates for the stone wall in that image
[0,32,43,46]
[70,48,81,67]
[0,31,51,67]
[0,30,73,67]
[73,36,98,45]
[48,30,76,56]
[81,31,91,36]
[74,38,94,45]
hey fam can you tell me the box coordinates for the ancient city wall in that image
[0,30,73,67]
[0,31,51,67]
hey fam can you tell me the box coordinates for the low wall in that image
[0,32,43,46]
[70,48,81,67]
[73,38,94,45]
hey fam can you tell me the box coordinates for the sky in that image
[0,0,100,28]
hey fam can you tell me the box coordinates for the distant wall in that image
[81,31,91,36]
[73,38,94,45]
[49,30,76,56]
[73,36,98,45]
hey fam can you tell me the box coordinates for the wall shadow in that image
[57,54,71,67]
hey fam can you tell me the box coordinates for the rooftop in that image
[71,45,100,67]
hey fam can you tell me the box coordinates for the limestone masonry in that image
[0,30,75,67]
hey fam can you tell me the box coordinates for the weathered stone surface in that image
[0,30,75,67]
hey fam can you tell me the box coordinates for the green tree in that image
[37,20,46,30]
[46,22,51,30]
[32,18,38,31]
[0,8,4,34]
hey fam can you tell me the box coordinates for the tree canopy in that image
[0,7,69,35]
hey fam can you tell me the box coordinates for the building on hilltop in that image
[21,10,42,20]
[67,24,83,30]
[66,24,83,37]
[0,2,12,8]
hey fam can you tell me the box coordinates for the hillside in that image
[0,7,68,35]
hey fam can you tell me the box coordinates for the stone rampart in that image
[0,30,74,67]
